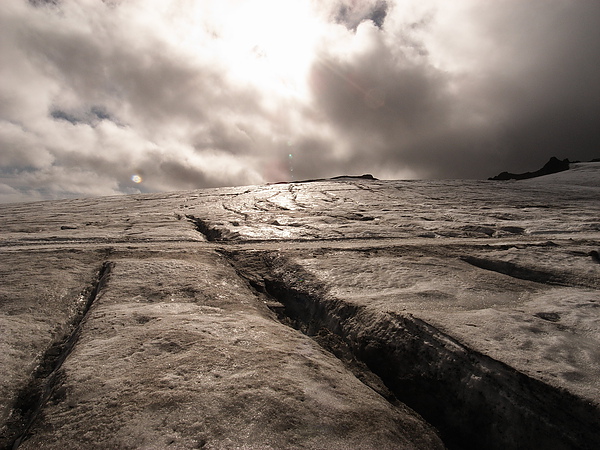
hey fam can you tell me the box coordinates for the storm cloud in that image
[1,0,599,202]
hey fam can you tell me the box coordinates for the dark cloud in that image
[477,1,600,172]
[334,0,388,30]
[308,21,461,178]
[309,0,600,178]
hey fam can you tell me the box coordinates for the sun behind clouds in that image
[211,0,325,100]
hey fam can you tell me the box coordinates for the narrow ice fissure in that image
[461,255,598,289]
[185,215,224,241]
[462,255,566,286]
[6,262,113,450]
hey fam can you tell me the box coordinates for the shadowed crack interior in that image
[462,255,566,286]
[185,215,224,242]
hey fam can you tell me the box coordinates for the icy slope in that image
[522,161,600,187]
[1,162,599,449]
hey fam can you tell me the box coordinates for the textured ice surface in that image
[1,163,599,449]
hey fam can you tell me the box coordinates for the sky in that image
[1,0,599,203]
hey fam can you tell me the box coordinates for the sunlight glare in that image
[218,0,323,100]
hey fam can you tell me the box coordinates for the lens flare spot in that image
[131,174,143,184]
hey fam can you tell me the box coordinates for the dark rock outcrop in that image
[331,174,378,180]
[273,174,378,185]
[489,157,570,181]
